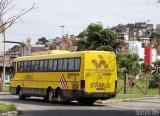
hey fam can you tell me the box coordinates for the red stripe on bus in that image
[60,74,68,89]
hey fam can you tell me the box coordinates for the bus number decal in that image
[90,81,110,88]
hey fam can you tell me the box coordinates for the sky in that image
[0,0,160,52]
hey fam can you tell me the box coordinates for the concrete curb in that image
[0,111,18,116]
[97,96,160,104]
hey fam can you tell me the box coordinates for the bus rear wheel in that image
[47,89,53,102]
[56,89,63,103]
[19,89,25,100]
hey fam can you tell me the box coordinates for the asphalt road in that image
[0,92,160,116]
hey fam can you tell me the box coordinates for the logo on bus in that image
[24,74,32,80]
[90,81,110,89]
[92,55,108,68]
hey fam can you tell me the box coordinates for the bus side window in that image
[58,59,63,71]
[10,62,16,77]
[27,61,31,71]
[31,61,36,71]
[44,60,48,71]
[48,60,53,71]
[17,62,21,72]
[24,62,27,71]
[63,59,68,71]
[35,61,40,71]
[39,60,44,71]
[68,58,74,71]
[53,59,57,71]
[75,58,80,71]
[20,62,24,71]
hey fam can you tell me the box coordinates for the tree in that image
[153,60,160,73]
[140,63,152,73]
[0,0,36,33]
[149,72,160,88]
[38,37,49,45]
[117,53,140,76]
[117,53,140,94]
[74,22,123,52]
[0,0,35,91]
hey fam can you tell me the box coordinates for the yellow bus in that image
[10,50,117,104]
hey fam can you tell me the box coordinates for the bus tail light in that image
[81,80,85,89]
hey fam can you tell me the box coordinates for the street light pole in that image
[60,25,65,39]
[2,32,5,91]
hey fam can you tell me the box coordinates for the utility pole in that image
[0,20,6,91]
[60,25,65,39]
[2,32,6,91]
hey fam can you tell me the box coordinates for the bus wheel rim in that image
[48,92,53,101]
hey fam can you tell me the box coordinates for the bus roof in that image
[29,50,70,56]
[15,50,114,61]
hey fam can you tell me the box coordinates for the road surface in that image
[0,92,160,116]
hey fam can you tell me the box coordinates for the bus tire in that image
[19,89,25,100]
[56,89,63,103]
[47,89,53,102]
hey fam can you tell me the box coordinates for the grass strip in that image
[0,103,16,113]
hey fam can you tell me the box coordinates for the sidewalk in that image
[97,95,160,104]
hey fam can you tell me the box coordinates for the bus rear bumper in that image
[78,90,116,100]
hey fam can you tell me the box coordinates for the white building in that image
[139,38,150,45]
[152,48,157,63]
[126,41,144,59]
[126,41,157,62]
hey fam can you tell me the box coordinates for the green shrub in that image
[0,103,16,113]
[149,72,160,89]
